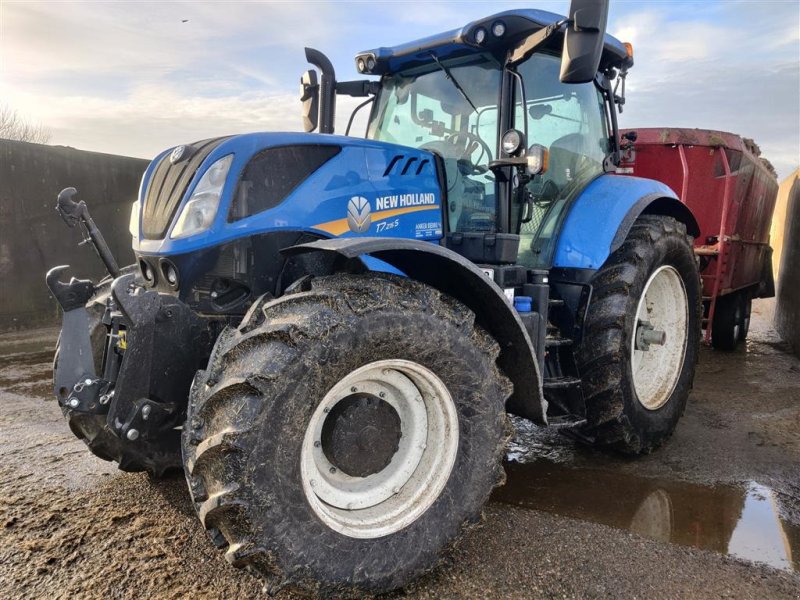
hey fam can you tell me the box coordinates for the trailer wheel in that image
[711,292,745,350]
[576,215,701,454]
[182,273,510,595]
[738,294,752,342]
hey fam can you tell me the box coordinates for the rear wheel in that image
[182,273,511,594]
[576,215,702,454]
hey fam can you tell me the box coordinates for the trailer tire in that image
[576,215,702,454]
[711,292,744,351]
[182,273,511,595]
[738,293,752,342]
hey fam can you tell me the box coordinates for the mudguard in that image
[553,174,700,270]
[284,237,547,425]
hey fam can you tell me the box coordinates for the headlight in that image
[171,154,233,239]
[501,129,525,156]
[129,200,140,238]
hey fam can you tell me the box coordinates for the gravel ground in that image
[0,300,798,599]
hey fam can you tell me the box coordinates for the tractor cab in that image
[304,6,633,268]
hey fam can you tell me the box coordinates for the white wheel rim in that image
[300,359,459,539]
[631,265,689,410]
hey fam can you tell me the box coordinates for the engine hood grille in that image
[142,136,231,240]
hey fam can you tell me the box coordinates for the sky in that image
[1,0,798,179]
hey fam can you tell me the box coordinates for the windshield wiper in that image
[428,53,477,113]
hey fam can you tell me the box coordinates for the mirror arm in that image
[507,18,570,66]
[598,73,622,169]
[336,80,381,97]
[345,97,374,137]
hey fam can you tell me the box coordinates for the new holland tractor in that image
[47,0,701,594]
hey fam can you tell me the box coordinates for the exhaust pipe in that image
[305,48,336,134]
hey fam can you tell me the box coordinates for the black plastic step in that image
[543,377,581,389]
[545,337,573,348]
[546,415,588,429]
[548,298,565,308]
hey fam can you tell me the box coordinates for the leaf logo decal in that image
[347,196,371,233]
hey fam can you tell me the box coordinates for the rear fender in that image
[553,174,700,270]
[283,237,547,424]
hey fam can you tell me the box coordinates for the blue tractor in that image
[48,0,701,594]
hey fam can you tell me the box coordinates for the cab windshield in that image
[368,55,503,233]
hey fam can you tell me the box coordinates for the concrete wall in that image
[774,170,800,354]
[0,140,149,331]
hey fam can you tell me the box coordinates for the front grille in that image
[142,136,231,239]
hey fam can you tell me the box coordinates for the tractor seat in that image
[547,132,586,189]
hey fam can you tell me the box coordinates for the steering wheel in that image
[445,131,493,174]
[422,131,493,175]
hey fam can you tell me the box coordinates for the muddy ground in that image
[0,300,798,599]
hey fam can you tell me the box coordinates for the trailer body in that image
[618,128,778,346]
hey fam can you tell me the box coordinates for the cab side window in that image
[516,53,609,203]
[514,52,610,266]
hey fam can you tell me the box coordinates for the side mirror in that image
[300,69,319,133]
[560,0,609,84]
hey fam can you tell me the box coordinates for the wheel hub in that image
[630,265,689,410]
[321,394,402,477]
[300,360,459,539]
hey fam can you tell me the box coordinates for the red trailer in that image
[617,128,779,349]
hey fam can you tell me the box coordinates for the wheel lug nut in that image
[314,441,321,448]
[351,386,357,393]
[379,392,386,399]
[68,398,79,409]
[329,467,336,474]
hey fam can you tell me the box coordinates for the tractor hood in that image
[132,132,444,256]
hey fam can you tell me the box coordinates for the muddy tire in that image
[54,281,181,476]
[711,292,745,351]
[739,294,752,342]
[575,215,702,454]
[182,273,511,595]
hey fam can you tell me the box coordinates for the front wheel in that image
[182,273,511,594]
[576,215,702,454]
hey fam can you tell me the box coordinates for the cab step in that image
[543,376,581,390]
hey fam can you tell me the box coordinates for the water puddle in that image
[493,459,799,573]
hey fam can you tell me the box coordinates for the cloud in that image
[4,83,299,158]
[611,4,800,179]
[1,0,797,179]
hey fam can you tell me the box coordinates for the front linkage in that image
[46,188,213,474]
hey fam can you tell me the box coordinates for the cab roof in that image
[357,8,628,76]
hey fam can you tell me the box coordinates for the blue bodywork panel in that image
[360,9,628,75]
[133,132,443,257]
[552,174,679,270]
